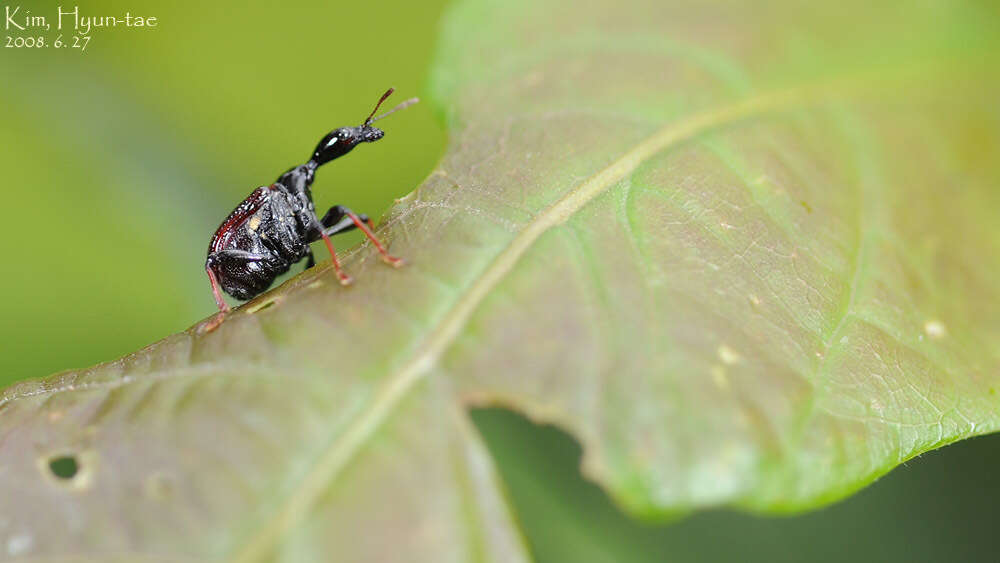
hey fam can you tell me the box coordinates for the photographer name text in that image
[5,5,158,52]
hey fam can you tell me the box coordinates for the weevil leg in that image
[304,248,316,270]
[323,205,404,267]
[320,206,370,236]
[202,261,230,333]
[201,250,275,333]
[317,230,353,286]
[205,265,230,313]
[309,206,355,285]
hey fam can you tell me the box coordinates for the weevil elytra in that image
[202,88,417,331]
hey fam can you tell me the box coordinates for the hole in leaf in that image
[47,455,79,480]
[39,449,96,490]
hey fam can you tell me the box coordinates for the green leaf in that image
[2,0,999,560]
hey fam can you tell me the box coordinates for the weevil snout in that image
[308,88,415,167]
[361,125,384,142]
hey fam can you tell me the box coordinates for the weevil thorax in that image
[272,163,320,237]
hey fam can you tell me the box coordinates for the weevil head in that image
[308,88,416,169]
[310,124,383,166]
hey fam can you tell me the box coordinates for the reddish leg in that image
[319,231,353,285]
[202,266,230,332]
[344,211,405,267]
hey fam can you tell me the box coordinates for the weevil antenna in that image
[364,88,395,126]
[369,97,420,123]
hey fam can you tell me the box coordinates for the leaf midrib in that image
[227,73,913,562]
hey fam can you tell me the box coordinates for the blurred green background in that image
[1,1,997,561]
[0,0,446,381]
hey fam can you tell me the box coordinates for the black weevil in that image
[202,88,416,331]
